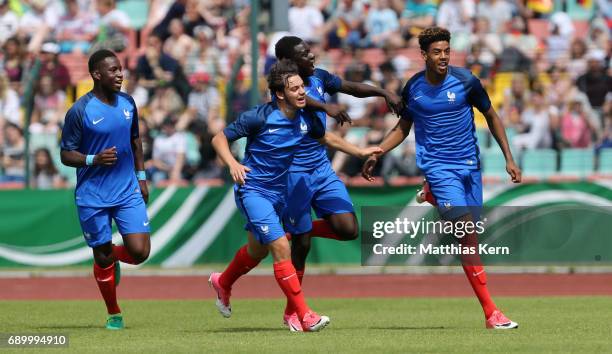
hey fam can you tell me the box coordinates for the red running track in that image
[1,274,612,300]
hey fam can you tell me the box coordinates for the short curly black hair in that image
[275,36,303,60]
[418,27,451,52]
[267,59,300,95]
[88,49,117,74]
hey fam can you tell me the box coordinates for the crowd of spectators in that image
[0,0,610,188]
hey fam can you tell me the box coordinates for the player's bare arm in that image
[305,96,352,125]
[318,132,383,159]
[361,118,413,181]
[61,147,118,168]
[482,107,522,183]
[211,131,250,185]
[340,80,403,116]
[131,137,149,203]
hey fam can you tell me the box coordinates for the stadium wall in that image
[0,182,611,268]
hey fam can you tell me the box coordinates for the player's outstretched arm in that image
[305,96,352,125]
[483,107,522,183]
[211,131,250,185]
[60,147,117,168]
[318,132,383,159]
[340,81,403,116]
[361,118,413,181]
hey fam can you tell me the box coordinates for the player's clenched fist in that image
[229,161,250,185]
[361,155,379,182]
[94,146,118,166]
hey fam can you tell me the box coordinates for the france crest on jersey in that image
[223,102,325,194]
[60,92,140,208]
[400,66,492,173]
[290,68,342,172]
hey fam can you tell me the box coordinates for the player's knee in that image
[337,224,358,241]
[293,234,312,252]
[131,248,150,264]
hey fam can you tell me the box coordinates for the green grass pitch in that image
[1,297,610,353]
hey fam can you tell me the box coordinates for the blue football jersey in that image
[60,92,140,207]
[289,68,342,172]
[400,66,492,173]
[224,102,325,193]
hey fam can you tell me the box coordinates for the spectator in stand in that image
[163,18,196,67]
[467,17,502,80]
[177,72,221,133]
[502,75,530,129]
[0,73,20,127]
[586,18,609,53]
[513,89,555,150]
[0,0,18,47]
[31,147,65,189]
[148,84,185,127]
[558,98,597,148]
[55,0,98,54]
[546,23,570,66]
[399,0,437,47]
[90,0,131,53]
[323,0,366,49]
[475,0,514,34]
[152,0,187,41]
[499,16,538,73]
[38,42,71,91]
[18,0,62,53]
[364,0,400,48]
[1,37,24,92]
[381,131,419,182]
[0,122,25,183]
[337,62,379,127]
[289,0,324,44]
[567,38,588,80]
[576,50,612,116]
[185,25,223,78]
[122,70,149,112]
[30,75,66,134]
[545,65,573,109]
[436,0,475,51]
[137,33,190,102]
[150,117,187,185]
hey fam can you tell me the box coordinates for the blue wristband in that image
[136,171,147,181]
[86,155,95,166]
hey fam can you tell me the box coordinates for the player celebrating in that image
[209,60,381,332]
[274,36,402,330]
[60,50,151,330]
[362,27,522,329]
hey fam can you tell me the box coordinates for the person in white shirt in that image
[288,0,324,43]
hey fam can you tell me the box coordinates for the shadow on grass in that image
[34,325,100,330]
[370,326,448,330]
[202,327,288,333]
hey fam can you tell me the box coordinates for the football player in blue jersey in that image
[275,36,401,326]
[362,27,522,329]
[273,36,404,330]
[208,60,381,332]
[60,50,151,330]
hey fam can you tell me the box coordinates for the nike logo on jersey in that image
[93,117,105,125]
[143,221,150,226]
[268,128,281,133]
[413,95,423,101]
[124,109,131,119]
[317,86,324,96]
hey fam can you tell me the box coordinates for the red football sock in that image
[284,269,305,315]
[310,219,342,240]
[218,245,260,290]
[112,245,137,265]
[459,234,496,318]
[462,264,497,318]
[93,263,120,315]
[274,260,310,320]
